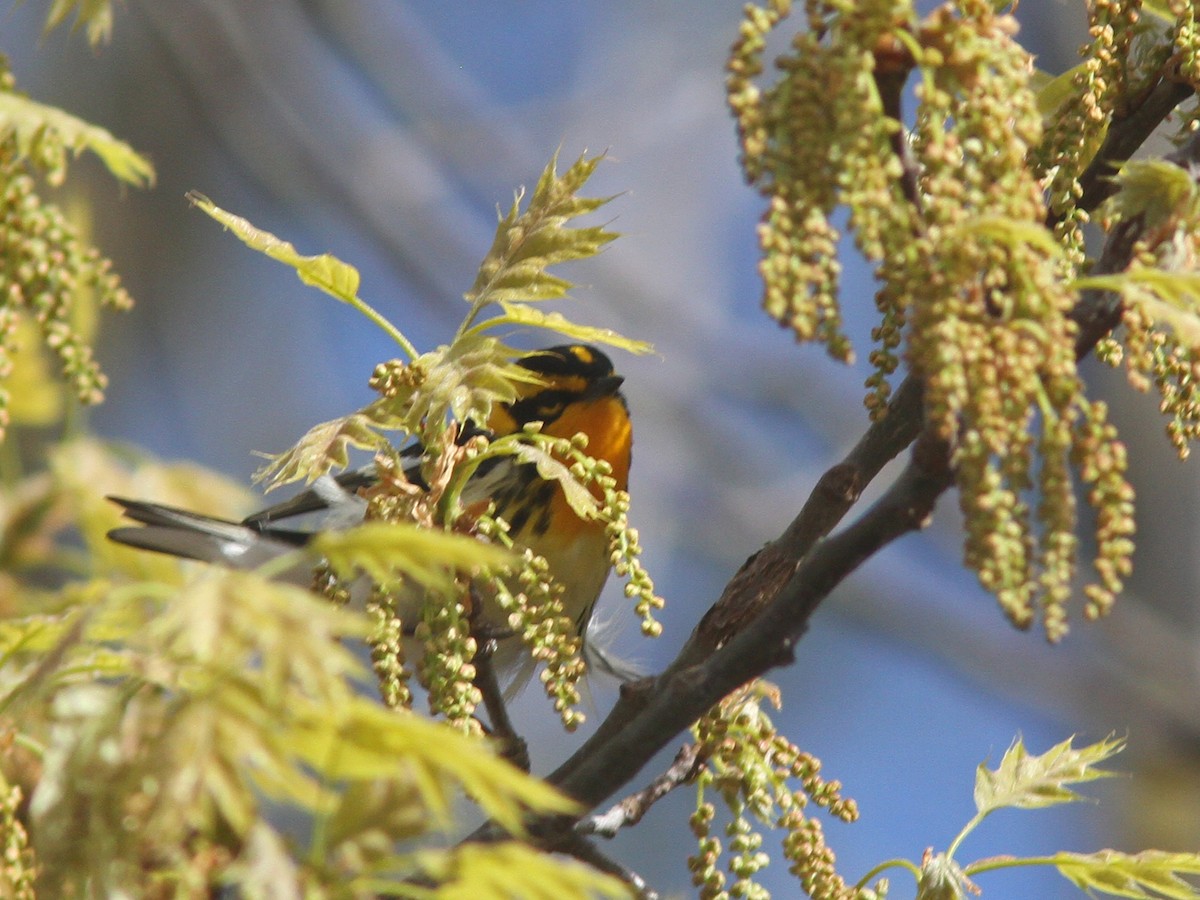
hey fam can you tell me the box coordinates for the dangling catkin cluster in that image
[0,77,132,438]
[483,543,587,730]
[1032,0,1143,260]
[1093,160,1200,466]
[908,4,1134,638]
[473,428,664,730]
[729,0,864,362]
[728,0,1146,640]
[687,683,858,900]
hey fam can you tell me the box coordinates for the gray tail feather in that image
[106,497,309,568]
[109,497,245,533]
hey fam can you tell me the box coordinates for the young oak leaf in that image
[505,440,601,520]
[1075,271,1200,349]
[1103,160,1198,231]
[415,842,630,900]
[0,89,153,186]
[1055,849,1200,900]
[41,0,116,44]
[312,521,514,593]
[254,407,394,489]
[460,151,618,329]
[974,734,1124,816]
[475,302,653,356]
[289,695,575,836]
[187,192,361,303]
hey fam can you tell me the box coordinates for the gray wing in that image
[241,466,378,526]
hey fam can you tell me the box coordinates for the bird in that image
[107,343,634,686]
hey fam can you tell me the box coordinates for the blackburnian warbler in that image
[107,344,633,685]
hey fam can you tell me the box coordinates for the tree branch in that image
[1076,73,1195,214]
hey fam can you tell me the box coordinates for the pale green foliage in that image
[0,73,151,187]
[1056,850,1200,899]
[460,151,620,319]
[489,302,651,354]
[1077,271,1200,346]
[416,841,631,899]
[188,190,409,355]
[859,736,1200,900]
[1103,160,1199,229]
[314,520,515,593]
[0,442,595,896]
[972,734,1123,816]
[189,191,361,299]
[252,407,397,487]
[40,0,116,45]
[364,334,536,463]
[235,153,650,491]
[916,855,972,900]
[505,435,602,518]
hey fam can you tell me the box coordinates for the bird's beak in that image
[585,374,625,400]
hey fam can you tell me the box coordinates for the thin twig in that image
[579,743,705,838]
[473,637,529,771]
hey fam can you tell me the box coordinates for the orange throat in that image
[544,394,632,535]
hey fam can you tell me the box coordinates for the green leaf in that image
[461,151,619,332]
[312,521,514,591]
[187,192,362,302]
[398,337,530,434]
[253,406,394,489]
[974,735,1124,816]
[483,303,654,355]
[417,842,631,900]
[43,0,116,44]
[503,440,599,520]
[1056,849,1200,899]
[1074,271,1200,347]
[1032,62,1088,119]
[1104,160,1198,231]
[0,90,153,186]
[916,852,972,900]
[1073,271,1200,307]
[1140,1,1178,22]
[291,696,575,836]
